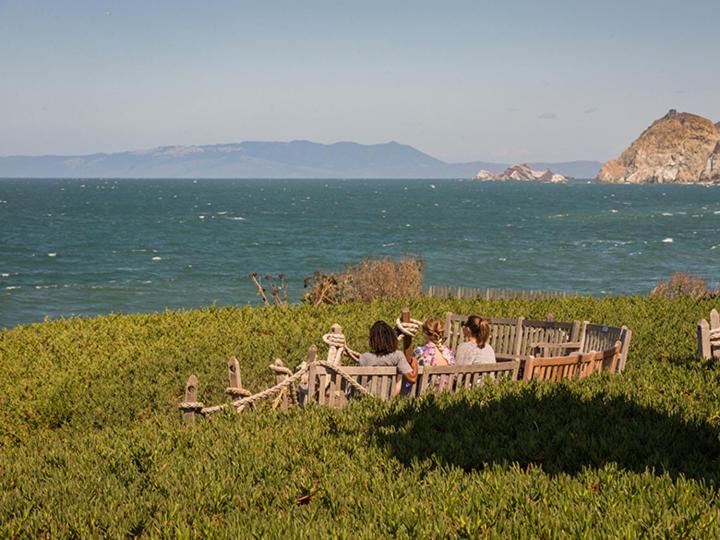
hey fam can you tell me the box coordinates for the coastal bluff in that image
[474,163,567,183]
[598,110,720,184]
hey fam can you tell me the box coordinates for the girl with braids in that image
[411,316,455,367]
[358,320,418,384]
[456,315,496,365]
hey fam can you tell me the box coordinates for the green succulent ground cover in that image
[1,297,720,538]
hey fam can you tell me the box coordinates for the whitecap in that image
[661,212,673,216]
[430,184,436,189]
[198,215,205,219]
[47,252,57,257]
[714,211,720,215]
[549,214,567,218]
[152,256,162,261]
[610,209,618,214]
[662,238,673,243]
[405,223,411,227]
[227,216,245,221]
[5,286,20,290]
[382,242,397,247]
[498,257,507,262]
[217,211,228,215]
[0,273,9,277]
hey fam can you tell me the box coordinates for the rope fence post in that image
[711,309,720,360]
[226,356,251,399]
[180,375,203,423]
[305,344,318,404]
[698,319,711,359]
[271,359,291,409]
[227,356,242,389]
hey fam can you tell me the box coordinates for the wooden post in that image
[272,359,291,409]
[227,356,242,389]
[444,312,452,345]
[711,310,720,359]
[400,308,413,395]
[306,344,318,403]
[618,326,632,372]
[578,321,589,353]
[570,320,581,342]
[513,316,525,360]
[183,375,199,423]
[329,323,343,365]
[698,319,711,359]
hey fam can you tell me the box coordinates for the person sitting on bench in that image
[412,316,455,367]
[456,315,496,365]
[358,320,418,383]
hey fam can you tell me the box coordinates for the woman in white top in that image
[455,315,496,365]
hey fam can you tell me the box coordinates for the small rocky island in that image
[474,164,568,183]
[598,110,720,184]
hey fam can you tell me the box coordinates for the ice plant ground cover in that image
[1,296,720,537]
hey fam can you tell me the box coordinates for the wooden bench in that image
[444,313,632,373]
[524,341,621,382]
[698,309,720,360]
[305,361,521,407]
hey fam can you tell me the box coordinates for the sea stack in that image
[598,110,720,184]
[474,163,567,183]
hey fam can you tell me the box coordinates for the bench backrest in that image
[582,323,631,372]
[445,313,576,361]
[581,341,622,375]
[445,313,525,360]
[306,361,521,406]
[307,365,401,407]
[524,341,621,382]
[417,361,520,395]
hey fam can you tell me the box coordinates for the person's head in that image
[368,320,398,356]
[422,316,445,345]
[462,315,490,348]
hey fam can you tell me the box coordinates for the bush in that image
[304,256,424,304]
[651,272,718,299]
[2,296,720,537]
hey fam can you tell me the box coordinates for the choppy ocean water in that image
[1,178,720,328]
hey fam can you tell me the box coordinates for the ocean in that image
[1,178,719,328]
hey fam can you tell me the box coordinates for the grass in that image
[1,296,720,537]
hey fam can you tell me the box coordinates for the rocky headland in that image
[474,163,567,183]
[598,110,720,184]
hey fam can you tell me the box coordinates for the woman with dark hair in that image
[358,320,418,384]
[456,315,496,365]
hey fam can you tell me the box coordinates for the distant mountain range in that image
[0,140,603,179]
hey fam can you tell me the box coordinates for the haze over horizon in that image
[1,0,718,163]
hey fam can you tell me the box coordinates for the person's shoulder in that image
[391,350,406,362]
[358,352,376,365]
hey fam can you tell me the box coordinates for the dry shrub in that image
[651,273,718,299]
[304,256,424,305]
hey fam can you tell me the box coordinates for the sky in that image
[0,0,718,163]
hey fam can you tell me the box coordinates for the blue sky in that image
[1,0,718,162]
